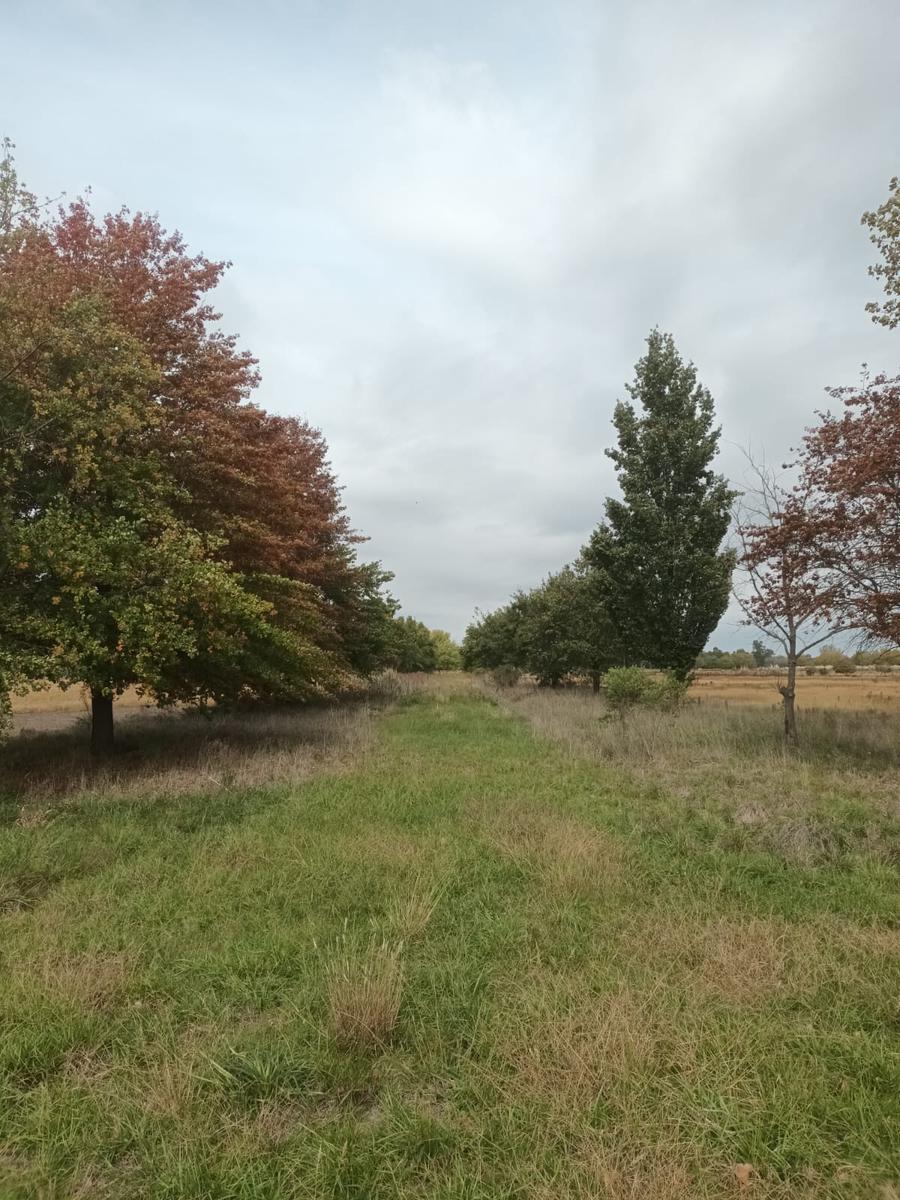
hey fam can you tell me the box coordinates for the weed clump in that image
[324,937,404,1050]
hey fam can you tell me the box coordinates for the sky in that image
[3,0,898,643]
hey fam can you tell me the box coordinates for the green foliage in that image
[490,664,521,688]
[604,666,687,710]
[429,629,461,671]
[388,616,438,673]
[582,330,735,680]
[462,568,616,684]
[862,175,900,328]
[0,293,339,730]
[0,147,402,748]
[461,605,520,671]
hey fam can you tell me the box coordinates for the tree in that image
[388,617,438,673]
[797,374,900,648]
[735,461,846,745]
[751,638,775,668]
[462,604,522,671]
[430,629,461,670]
[582,331,735,679]
[0,145,391,750]
[461,569,616,687]
[10,189,392,680]
[696,647,755,669]
[862,177,900,329]
[0,287,338,753]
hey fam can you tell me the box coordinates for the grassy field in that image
[0,675,898,1198]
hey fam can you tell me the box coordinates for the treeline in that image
[697,645,900,672]
[0,144,447,751]
[465,176,900,743]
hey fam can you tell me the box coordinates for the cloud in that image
[3,0,899,642]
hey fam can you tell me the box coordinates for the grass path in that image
[0,680,898,1198]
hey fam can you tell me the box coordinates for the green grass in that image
[0,679,898,1198]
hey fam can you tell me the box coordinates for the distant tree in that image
[815,646,855,673]
[862,177,900,329]
[389,617,438,673]
[695,647,755,670]
[751,638,775,668]
[582,331,735,680]
[735,460,846,745]
[430,629,461,671]
[462,569,616,687]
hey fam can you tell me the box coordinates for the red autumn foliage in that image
[735,460,845,742]
[8,200,369,640]
[799,373,900,645]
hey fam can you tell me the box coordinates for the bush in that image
[604,667,686,711]
[805,666,817,676]
[491,664,521,688]
[833,662,857,675]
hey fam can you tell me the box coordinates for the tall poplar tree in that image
[582,330,735,679]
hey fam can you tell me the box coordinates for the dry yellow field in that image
[10,685,149,714]
[690,669,900,712]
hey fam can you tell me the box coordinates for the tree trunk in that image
[90,689,114,757]
[779,648,798,747]
[591,669,601,695]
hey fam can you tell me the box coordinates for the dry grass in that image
[483,682,900,858]
[691,670,900,712]
[386,875,444,941]
[499,981,697,1112]
[1,703,375,805]
[323,936,405,1049]
[23,951,134,1011]
[488,807,622,894]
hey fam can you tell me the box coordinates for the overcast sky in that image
[4,0,898,642]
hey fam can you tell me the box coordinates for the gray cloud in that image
[4,0,898,640]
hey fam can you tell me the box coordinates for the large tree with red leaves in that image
[0,146,394,750]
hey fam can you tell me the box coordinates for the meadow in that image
[0,675,898,1198]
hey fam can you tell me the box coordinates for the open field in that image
[690,671,900,713]
[0,675,898,1198]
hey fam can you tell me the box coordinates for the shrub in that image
[604,667,686,711]
[833,661,857,675]
[491,664,521,688]
[805,667,817,676]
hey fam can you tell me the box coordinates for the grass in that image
[0,675,897,1197]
